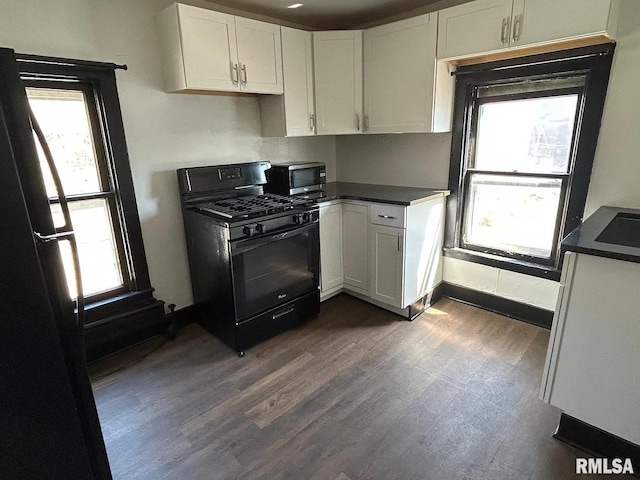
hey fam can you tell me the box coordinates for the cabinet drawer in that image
[370,204,405,228]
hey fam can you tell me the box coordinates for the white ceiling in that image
[205,0,473,30]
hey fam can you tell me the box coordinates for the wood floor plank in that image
[90,293,632,480]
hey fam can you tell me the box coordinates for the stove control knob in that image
[243,225,255,237]
[302,212,311,222]
[293,214,303,224]
[256,223,266,234]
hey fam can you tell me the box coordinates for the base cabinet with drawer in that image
[318,196,446,317]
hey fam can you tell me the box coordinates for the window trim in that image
[444,44,616,282]
[17,56,156,323]
[25,80,131,302]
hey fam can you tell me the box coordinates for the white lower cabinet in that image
[369,224,404,307]
[318,196,445,316]
[342,203,369,292]
[319,202,343,299]
[541,252,640,446]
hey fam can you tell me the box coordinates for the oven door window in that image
[231,223,319,320]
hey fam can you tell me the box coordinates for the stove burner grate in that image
[196,194,310,220]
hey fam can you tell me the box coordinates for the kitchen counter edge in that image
[314,182,450,207]
[561,205,640,264]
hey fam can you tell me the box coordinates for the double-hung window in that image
[17,55,159,325]
[26,84,127,300]
[445,45,615,280]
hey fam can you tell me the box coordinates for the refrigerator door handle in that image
[28,106,85,330]
[34,229,75,244]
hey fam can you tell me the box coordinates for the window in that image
[17,56,156,322]
[445,45,615,280]
[26,86,126,299]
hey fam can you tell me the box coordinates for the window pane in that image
[51,199,123,298]
[463,174,562,258]
[474,95,579,173]
[26,87,103,197]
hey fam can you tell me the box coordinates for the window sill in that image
[443,247,561,282]
[83,289,160,325]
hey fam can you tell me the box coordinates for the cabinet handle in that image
[231,62,239,84]
[512,14,522,42]
[241,64,247,84]
[356,113,360,131]
[309,113,315,131]
[397,233,401,252]
[378,214,397,220]
[500,17,510,45]
[364,114,369,132]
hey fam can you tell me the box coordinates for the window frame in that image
[17,56,156,323]
[25,80,131,302]
[444,44,616,281]
[459,84,584,267]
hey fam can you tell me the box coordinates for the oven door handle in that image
[231,222,317,254]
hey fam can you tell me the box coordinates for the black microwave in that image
[265,162,326,195]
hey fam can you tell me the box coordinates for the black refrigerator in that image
[0,48,112,478]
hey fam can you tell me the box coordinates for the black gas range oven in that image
[177,162,320,356]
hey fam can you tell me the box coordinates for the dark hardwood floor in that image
[90,294,623,479]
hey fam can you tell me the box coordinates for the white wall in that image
[336,133,451,188]
[585,0,640,215]
[0,0,336,309]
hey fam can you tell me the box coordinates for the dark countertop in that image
[562,206,640,264]
[304,182,450,206]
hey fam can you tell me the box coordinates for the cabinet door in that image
[235,17,283,94]
[178,4,240,91]
[282,27,315,136]
[319,204,344,294]
[364,14,437,134]
[342,203,369,291]
[512,0,614,48]
[313,31,363,135]
[437,0,514,59]
[369,224,404,308]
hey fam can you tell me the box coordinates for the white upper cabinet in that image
[364,14,438,134]
[156,3,282,94]
[313,31,363,135]
[512,0,619,49]
[437,0,514,59]
[260,27,315,137]
[438,0,618,60]
[281,27,315,135]
[234,17,283,94]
